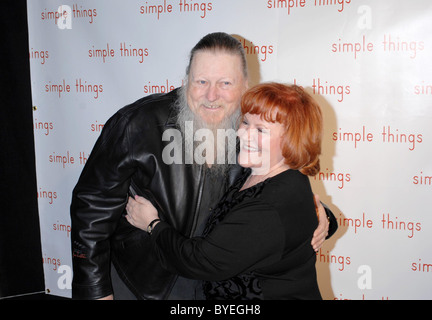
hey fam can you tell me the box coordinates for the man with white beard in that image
[70,32,337,300]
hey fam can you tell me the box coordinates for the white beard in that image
[174,85,240,177]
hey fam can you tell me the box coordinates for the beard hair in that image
[174,85,240,177]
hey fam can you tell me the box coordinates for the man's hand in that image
[311,195,329,252]
[97,294,114,300]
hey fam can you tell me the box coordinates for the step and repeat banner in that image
[27,0,432,299]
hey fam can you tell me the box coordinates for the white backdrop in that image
[27,0,432,299]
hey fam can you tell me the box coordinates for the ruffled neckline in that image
[201,168,276,237]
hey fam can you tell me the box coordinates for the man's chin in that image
[199,113,226,128]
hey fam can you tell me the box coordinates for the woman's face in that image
[237,112,285,175]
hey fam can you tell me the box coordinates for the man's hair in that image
[185,32,248,79]
[241,82,323,176]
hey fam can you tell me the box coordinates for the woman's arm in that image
[125,196,284,281]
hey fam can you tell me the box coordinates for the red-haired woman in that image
[127,83,324,300]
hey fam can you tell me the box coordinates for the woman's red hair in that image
[240,82,322,176]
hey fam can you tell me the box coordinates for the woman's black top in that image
[151,169,322,300]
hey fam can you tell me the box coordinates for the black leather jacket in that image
[70,88,337,300]
[71,89,243,299]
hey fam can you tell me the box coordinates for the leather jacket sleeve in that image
[70,111,136,299]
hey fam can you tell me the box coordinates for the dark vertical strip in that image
[0,0,45,298]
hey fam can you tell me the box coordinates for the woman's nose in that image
[238,126,256,142]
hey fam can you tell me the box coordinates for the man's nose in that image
[206,84,219,102]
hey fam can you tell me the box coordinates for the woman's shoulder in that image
[262,170,311,199]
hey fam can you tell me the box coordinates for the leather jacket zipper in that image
[188,164,205,237]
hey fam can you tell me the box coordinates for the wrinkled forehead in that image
[190,50,243,74]
[189,48,248,79]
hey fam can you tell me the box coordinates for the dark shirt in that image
[167,166,227,299]
[152,169,322,300]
